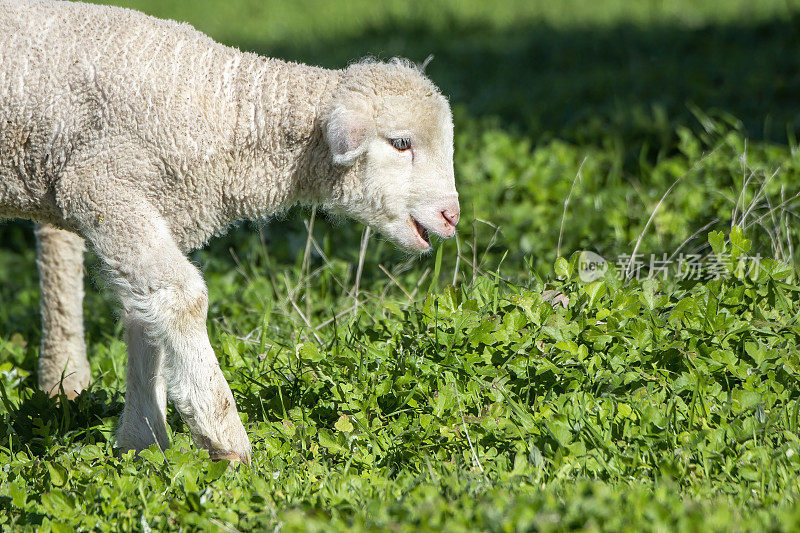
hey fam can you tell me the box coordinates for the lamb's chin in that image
[376,221,430,254]
[394,234,433,254]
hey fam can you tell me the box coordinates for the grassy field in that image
[2,0,800,530]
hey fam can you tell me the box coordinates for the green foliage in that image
[1,252,800,530]
[2,0,800,530]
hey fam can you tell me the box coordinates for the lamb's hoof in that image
[209,448,251,465]
[194,415,252,466]
[115,426,170,460]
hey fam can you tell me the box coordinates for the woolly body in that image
[0,0,459,462]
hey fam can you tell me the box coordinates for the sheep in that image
[0,0,460,464]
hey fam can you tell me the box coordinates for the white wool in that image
[0,0,459,463]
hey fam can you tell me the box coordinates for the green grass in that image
[2,0,800,530]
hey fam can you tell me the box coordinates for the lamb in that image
[0,0,459,464]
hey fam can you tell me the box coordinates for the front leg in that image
[72,192,251,463]
[116,315,169,453]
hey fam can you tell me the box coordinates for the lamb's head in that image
[323,60,459,253]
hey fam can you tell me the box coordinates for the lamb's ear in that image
[326,107,370,166]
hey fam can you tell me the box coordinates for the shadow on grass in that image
[0,385,123,456]
[237,16,800,149]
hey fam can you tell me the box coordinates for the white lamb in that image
[0,0,459,464]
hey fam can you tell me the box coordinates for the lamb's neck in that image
[222,54,343,223]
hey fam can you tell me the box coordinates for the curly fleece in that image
[0,0,458,462]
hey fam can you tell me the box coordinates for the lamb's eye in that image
[389,138,411,151]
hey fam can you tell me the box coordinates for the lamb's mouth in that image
[409,215,431,249]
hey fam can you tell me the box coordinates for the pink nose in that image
[442,208,460,227]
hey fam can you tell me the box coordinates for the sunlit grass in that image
[2,0,800,530]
